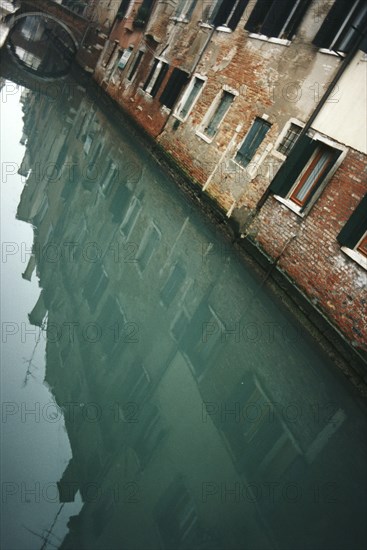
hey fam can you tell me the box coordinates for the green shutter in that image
[269,134,318,197]
[337,193,367,248]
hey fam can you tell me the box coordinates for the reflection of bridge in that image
[9,0,92,45]
[1,0,105,89]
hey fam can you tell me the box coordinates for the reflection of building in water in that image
[16,83,367,550]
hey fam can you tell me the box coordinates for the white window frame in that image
[174,74,207,122]
[144,58,167,96]
[341,230,367,270]
[272,118,304,161]
[274,132,347,217]
[171,0,195,22]
[196,86,237,144]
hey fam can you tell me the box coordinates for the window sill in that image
[215,26,232,33]
[318,48,346,58]
[199,22,213,29]
[173,113,186,123]
[248,33,291,46]
[195,130,213,144]
[341,247,367,270]
[274,195,305,217]
[170,16,189,24]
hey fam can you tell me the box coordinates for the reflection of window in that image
[122,363,150,404]
[127,50,144,81]
[137,224,161,272]
[210,0,250,30]
[245,0,311,40]
[159,67,189,110]
[270,134,343,212]
[199,90,235,140]
[120,196,141,239]
[220,375,300,478]
[83,263,109,312]
[175,75,205,120]
[171,309,190,342]
[143,59,169,97]
[182,302,223,377]
[338,194,367,269]
[160,263,186,307]
[156,482,199,550]
[100,162,118,196]
[276,122,302,157]
[313,0,367,53]
[133,404,166,468]
[235,117,271,168]
[98,295,127,355]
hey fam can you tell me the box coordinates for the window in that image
[235,117,271,168]
[159,67,189,110]
[116,0,130,20]
[156,482,199,549]
[313,0,367,53]
[199,89,235,140]
[210,0,250,31]
[127,50,144,81]
[137,224,161,272]
[269,134,343,212]
[175,75,205,120]
[120,196,141,239]
[173,0,196,21]
[118,46,133,70]
[160,263,186,307]
[337,194,367,268]
[245,0,311,40]
[143,59,169,97]
[276,122,302,156]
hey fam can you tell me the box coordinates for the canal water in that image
[1,75,366,550]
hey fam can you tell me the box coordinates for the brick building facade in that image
[93,0,367,358]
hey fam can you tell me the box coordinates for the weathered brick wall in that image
[250,148,367,352]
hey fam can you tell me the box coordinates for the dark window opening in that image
[245,0,311,40]
[312,0,367,53]
[160,67,190,110]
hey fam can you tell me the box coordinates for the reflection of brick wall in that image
[252,148,367,352]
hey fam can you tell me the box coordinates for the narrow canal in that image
[1,75,366,550]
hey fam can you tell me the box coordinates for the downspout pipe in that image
[256,27,367,211]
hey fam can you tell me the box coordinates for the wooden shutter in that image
[337,194,367,248]
[228,0,250,30]
[269,134,318,197]
[159,68,190,109]
[236,118,270,167]
[261,0,311,39]
[312,0,349,49]
[244,0,270,33]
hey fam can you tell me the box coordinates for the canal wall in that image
[91,0,367,367]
